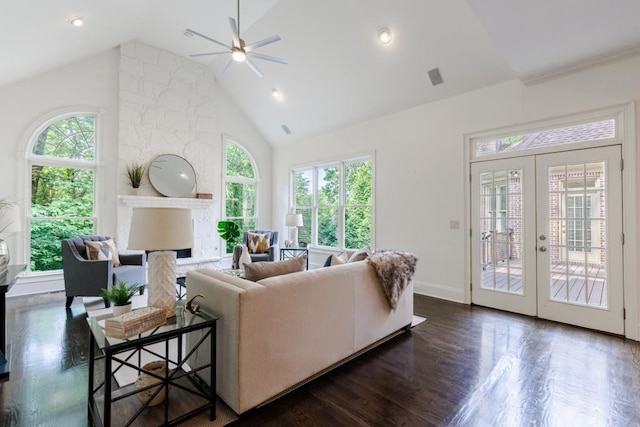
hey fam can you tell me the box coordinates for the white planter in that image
[113,303,132,317]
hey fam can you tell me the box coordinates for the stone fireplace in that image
[117,195,220,275]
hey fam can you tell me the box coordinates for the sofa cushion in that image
[85,239,120,267]
[247,232,270,254]
[244,255,306,281]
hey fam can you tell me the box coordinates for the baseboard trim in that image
[413,280,464,303]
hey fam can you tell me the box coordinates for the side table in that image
[280,247,309,270]
[87,310,218,426]
[1,264,27,382]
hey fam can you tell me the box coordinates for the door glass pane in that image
[547,161,608,308]
[479,169,524,294]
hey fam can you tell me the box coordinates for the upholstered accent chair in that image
[62,236,146,308]
[232,229,279,268]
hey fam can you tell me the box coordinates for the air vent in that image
[428,68,444,86]
[281,125,291,135]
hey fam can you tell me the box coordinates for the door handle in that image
[539,246,547,252]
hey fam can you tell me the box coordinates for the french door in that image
[471,146,624,334]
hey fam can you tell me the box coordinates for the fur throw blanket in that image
[368,250,418,309]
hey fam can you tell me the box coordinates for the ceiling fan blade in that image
[246,51,288,65]
[244,34,281,51]
[229,17,241,48]
[244,58,264,78]
[185,28,231,50]
[222,59,234,75]
[190,51,230,57]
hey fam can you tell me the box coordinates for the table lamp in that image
[128,208,193,318]
[285,213,303,247]
[0,204,21,275]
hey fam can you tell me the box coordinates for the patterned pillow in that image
[247,232,270,254]
[85,239,121,267]
[348,246,371,262]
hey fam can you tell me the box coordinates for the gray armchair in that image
[62,236,146,308]
[232,229,279,268]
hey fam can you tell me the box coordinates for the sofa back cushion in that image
[244,255,306,281]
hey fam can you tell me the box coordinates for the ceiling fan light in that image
[377,27,392,44]
[232,49,246,62]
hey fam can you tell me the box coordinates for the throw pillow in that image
[330,252,348,266]
[348,246,371,263]
[85,239,121,267]
[247,232,270,254]
[244,255,306,282]
[323,255,333,267]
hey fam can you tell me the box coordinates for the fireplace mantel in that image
[118,195,213,209]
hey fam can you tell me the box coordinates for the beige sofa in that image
[185,260,413,415]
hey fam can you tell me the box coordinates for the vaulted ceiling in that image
[3,0,640,146]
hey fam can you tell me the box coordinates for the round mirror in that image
[149,154,196,197]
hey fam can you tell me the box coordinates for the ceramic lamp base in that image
[0,239,9,275]
[148,251,177,318]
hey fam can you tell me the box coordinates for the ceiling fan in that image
[185,0,288,78]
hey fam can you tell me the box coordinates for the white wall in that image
[273,56,640,308]
[0,42,272,295]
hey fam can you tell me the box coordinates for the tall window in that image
[224,139,259,253]
[29,114,97,272]
[293,156,373,249]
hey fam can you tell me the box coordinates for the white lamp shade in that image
[128,207,194,250]
[0,205,21,237]
[286,213,303,227]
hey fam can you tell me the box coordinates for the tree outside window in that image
[224,140,258,253]
[293,157,372,249]
[29,115,97,272]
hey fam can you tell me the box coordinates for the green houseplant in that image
[101,281,142,315]
[217,220,241,250]
[126,163,146,193]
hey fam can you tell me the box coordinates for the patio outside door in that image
[471,146,624,335]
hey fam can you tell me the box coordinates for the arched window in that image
[28,114,97,272]
[223,138,259,253]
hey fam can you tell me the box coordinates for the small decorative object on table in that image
[101,281,143,316]
[135,360,171,406]
[104,306,166,339]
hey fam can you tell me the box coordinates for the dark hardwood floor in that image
[2,291,640,426]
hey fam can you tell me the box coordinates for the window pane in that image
[318,166,339,206]
[344,161,372,204]
[295,169,313,207]
[345,207,371,249]
[31,166,94,217]
[474,119,615,157]
[225,143,255,178]
[33,116,95,160]
[296,207,312,245]
[30,219,94,272]
[317,207,338,247]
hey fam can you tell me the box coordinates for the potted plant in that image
[126,163,146,195]
[101,281,143,316]
[217,220,241,247]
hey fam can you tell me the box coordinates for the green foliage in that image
[502,135,523,145]
[225,142,255,178]
[126,163,145,188]
[217,221,241,242]
[30,115,96,272]
[294,160,372,248]
[100,281,142,306]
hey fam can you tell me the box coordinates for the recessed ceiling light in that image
[377,27,392,45]
[183,29,194,38]
[272,88,282,100]
[68,16,84,27]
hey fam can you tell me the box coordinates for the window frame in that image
[291,153,374,251]
[26,111,100,273]
[222,136,260,254]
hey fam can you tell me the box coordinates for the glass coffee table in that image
[87,310,218,426]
